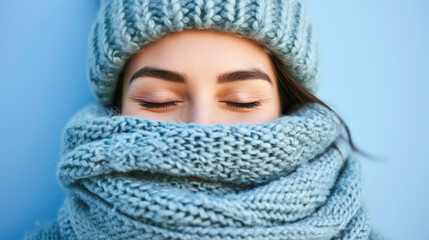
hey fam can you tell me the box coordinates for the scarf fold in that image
[54,102,379,240]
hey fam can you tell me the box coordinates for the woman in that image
[24,0,382,239]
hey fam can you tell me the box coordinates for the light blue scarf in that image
[25,102,382,240]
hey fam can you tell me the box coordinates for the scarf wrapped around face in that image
[47,102,381,240]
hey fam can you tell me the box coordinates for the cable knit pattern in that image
[24,102,382,239]
[88,0,320,106]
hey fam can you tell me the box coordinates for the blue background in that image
[1,1,428,239]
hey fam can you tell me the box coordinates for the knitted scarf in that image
[27,102,382,240]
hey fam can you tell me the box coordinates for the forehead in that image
[123,29,275,80]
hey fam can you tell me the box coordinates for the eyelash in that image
[224,101,261,109]
[138,101,261,109]
[139,101,177,109]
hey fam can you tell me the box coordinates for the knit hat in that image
[88,0,319,106]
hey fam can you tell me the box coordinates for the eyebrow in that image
[218,68,272,84]
[128,66,272,86]
[129,66,186,84]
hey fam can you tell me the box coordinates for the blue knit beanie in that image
[88,0,319,106]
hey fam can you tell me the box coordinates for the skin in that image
[121,29,281,124]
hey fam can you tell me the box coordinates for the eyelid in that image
[220,91,266,101]
[128,87,184,101]
[138,100,180,109]
[224,101,261,109]
[131,93,183,103]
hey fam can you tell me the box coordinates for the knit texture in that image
[23,222,60,240]
[25,102,382,239]
[88,0,320,106]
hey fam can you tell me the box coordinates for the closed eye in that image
[224,101,261,109]
[139,101,178,109]
[138,101,261,109]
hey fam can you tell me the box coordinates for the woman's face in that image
[121,30,281,124]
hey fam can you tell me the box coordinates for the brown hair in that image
[110,53,375,160]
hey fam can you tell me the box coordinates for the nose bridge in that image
[187,98,214,125]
